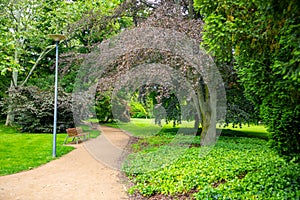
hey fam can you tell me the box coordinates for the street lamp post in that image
[48,34,66,157]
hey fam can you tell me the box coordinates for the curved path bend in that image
[0,126,131,200]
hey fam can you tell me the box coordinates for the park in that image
[0,0,299,199]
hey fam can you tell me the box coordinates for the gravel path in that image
[0,126,131,200]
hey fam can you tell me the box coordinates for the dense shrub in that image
[0,75,10,120]
[130,101,148,118]
[2,86,74,133]
[194,0,300,161]
[95,92,131,122]
[261,104,300,162]
[95,93,113,122]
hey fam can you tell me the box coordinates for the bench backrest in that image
[66,128,78,136]
[76,127,84,134]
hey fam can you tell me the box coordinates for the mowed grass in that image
[222,124,269,139]
[104,118,269,139]
[104,118,165,137]
[0,124,100,176]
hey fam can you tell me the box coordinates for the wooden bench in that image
[64,127,90,144]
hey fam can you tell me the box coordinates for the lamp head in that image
[48,34,66,41]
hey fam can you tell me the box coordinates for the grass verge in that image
[0,123,100,176]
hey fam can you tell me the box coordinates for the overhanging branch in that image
[20,44,56,87]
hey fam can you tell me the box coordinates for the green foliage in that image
[0,22,15,75]
[95,92,113,122]
[129,91,153,119]
[0,123,74,175]
[123,133,300,199]
[161,93,181,127]
[0,0,56,75]
[0,0,126,94]
[60,63,80,93]
[0,75,10,119]
[138,85,183,127]
[261,104,300,161]
[27,74,55,90]
[66,0,130,47]
[1,86,74,132]
[223,77,259,127]
[194,0,300,160]
[130,101,148,118]
[0,0,137,129]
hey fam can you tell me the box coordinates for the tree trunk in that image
[5,55,19,126]
[196,83,217,146]
[200,89,217,146]
[5,104,14,126]
[5,84,17,126]
[5,43,55,126]
[194,113,200,136]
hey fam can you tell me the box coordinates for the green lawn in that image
[103,118,165,137]
[104,118,269,138]
[106,119,300,199]
[222,125,269,139]
[0,124,100,176]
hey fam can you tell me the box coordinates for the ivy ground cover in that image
[121,120,300,199]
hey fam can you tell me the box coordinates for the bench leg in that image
[85,134,88,141]
[64,136,69,144]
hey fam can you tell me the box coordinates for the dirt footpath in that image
[0,126,131,200]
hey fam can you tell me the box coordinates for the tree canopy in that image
[194,0,300,159]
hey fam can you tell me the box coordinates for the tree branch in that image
[139,0,160,8]
[20,44,56,87]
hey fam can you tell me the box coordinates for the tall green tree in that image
[0,0,123,125]
[194,0,300,159]
[1,0,54,125]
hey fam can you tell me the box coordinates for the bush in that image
[95,93,113,122]
[0,75,10,120]
[261,104,300,162]
[130,101,148,118]
[2,86,74,133]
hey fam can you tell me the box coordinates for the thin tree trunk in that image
[5,79,17,126]
[5,94,14,126]
[188,0,194,19]
[5,50,19,126]
[194,114,200,131]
